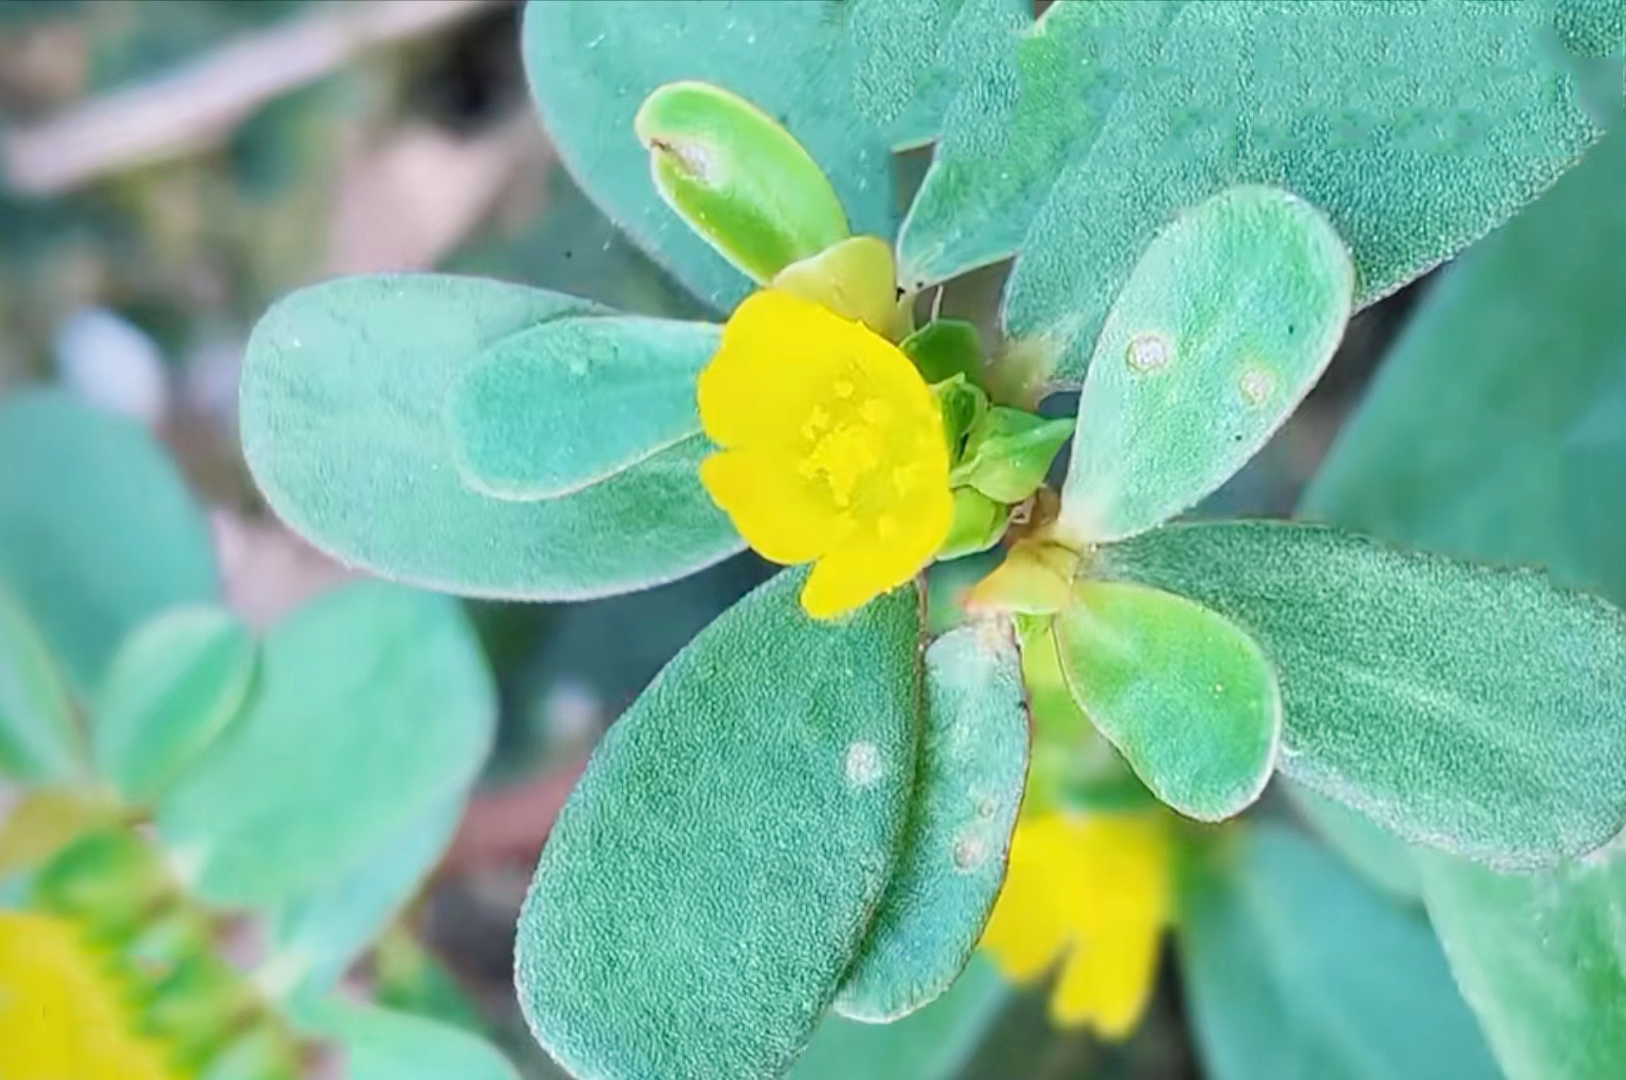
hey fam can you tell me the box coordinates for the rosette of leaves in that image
[0,391,515,1079]
[232,2,1626,1079]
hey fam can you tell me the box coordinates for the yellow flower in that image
[698,289,953,619]
[0,910,181,1080]
[979,811,1173,1038]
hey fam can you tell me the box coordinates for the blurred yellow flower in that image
[698,289,952,619]
[979,811,1173,1038]
[0,910,181,1080]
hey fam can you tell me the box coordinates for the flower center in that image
[795,370,916,518]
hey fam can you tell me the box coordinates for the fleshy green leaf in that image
[1052,580,1281,822]
[522,0,1022,310]
[0,390,217,693]
[1287,782,1421,904]
[1015,613,1153,815]
[516,569,919,1080]
[636,81,850,285]
[267,792,464,1000]
[93,605,256,804]
[1418,845,1626,1080]
[241,274,742,601]
[157,581,495,908]
[999,0,1600,385]
[446,316,719,501]
[297,998,518,1080]
[1101,521,1626,868]
[1180,824,1501,1080]
[937,487,1009,561]
[0,579,81,782]
[835,623,1028,1022]
[952,407,1072,506]
[792,956,1009,1080]
[898,0,1182,288]
[1058,185,1352,544]
[903,319,985,386]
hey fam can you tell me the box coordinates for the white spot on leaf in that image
[1127,332,1172,373]
[845,741,883,787]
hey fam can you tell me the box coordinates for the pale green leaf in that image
[0,579,81,782]
[1102,521,1626,868]
[1058,185,1352,543]
[93,606,256,804]
[446,316,718,501]
[1419,845,1626,1080]
[516,569,919,1080]
[241,274,742,601]
[298,998,518,1080]
[157,581,495,908]
[1180,823,1501,1080]
[1001,0,1600,385]
[1287,781,1421,904]
[835,623,1028,1022]
[0,390,217,693]
[1053,580,1281,822]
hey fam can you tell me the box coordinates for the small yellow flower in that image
[979,811,1173,1038]
[0,910,181,1080]
[698,289,953,619]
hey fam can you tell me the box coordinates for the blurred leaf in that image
[1418,846,1626,1080]
[1058,186,1352,543]
[1180,823,1501,1080]
[93,605,256,805]
[998,0,1600,385]
[0,579,81,782]
[522,0,1025,311]
[516,568,919,1080]
[298,998,517,1080]
[0,390,217,694]
[1287,782,1421,904]
[447,316,719,501]
[157,581,494,908]
[0,788,117,882]
[371,929,486,1036]
[794,956,1010,1080]
[241,274,743,601]
[1054,581,1280,823]
[1301,119,1626,1080]
[1102,521,1626,868]
[836,623,1027,1022]
[268,791,464,1000]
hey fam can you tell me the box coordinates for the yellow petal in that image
[0,911,179,1080]
[696,290,858,450]
[978,816,1077,981]
[699,449,853,564]
[800,482,952,619]
[1049,904,1165,1037]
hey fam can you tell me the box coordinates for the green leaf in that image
[523,0,1021,310]
[1015,613,1153,815]
[953,406,1072,505]
[0,390,217,693]
[1302,127,1626,603]
[0,579,81,782]
[937,487,1009,561]
[266,791,464,1000]
[1287,782,1421,904]
[516,568,919,1080]
[636,81,850,285]
[93,605,256,804]
[446,315,719,501]
[1058,185,1352,543]
[241,274,742,601]
[835,622,1028,1022]
[157,581,495,908]
[1053,580,1280,822]
[999,0,1600,385]
[793,956,1010,1080]
[1418,845,1626,1080]
[898,0,1182,288]
[296,998,518,1080]
[904,319,985,386]
[1180,823,1502,1080]
[1101,521,1626,868]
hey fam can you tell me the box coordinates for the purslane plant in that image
[0,394,516,1080]
[233,3,1626,1079]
